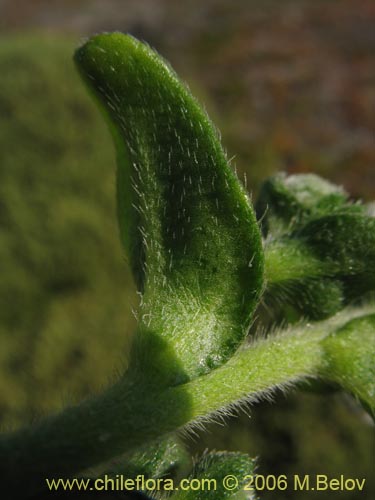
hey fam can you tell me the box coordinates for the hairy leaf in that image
[172,451,257,500]
[262,175,375,321]
[264,278,344,323]
[298,214,375,299]
[256,172,362,237]
[105,435,189,480]
[75,33,264,383]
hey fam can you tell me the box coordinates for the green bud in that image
[263,178,374,321]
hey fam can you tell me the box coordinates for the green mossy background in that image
[0,1,374,497]
[0,35,137,425]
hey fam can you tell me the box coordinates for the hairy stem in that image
[1,307,371,498]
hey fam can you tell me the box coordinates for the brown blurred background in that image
[0,1,374,499]
[2,0,375,196]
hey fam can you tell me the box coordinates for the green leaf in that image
[74,33,264,383]
[104,435,189,480]
[171,451,257,500]
[256,172,362,237]
[262,176,375,321]
[263,236,344,322]
[264,278,344,322]
[321,313,375,417]
[297,213,375,299]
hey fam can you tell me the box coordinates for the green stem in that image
[0,308,370,498]
[175,306,372,418]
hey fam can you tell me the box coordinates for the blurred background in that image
[0,1,374,499]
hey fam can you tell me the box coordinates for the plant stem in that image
[0,307,370,498]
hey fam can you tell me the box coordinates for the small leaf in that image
[321,313,375,417]
[171,451,257,500]
[75,33,264,383]
[105,435,189,480]
[263,236,343,322]
[298,213,375,299]
[262,176,375,321]
[256,172,362,237]
[265,278,344,322]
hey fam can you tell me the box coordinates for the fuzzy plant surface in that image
[257,173,375,322]
[0,33,374,500]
